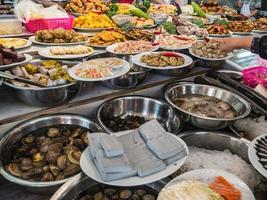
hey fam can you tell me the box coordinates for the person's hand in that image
[212,38,235,52]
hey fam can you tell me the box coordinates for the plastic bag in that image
[14,0,69,23]
[240,1,251,17]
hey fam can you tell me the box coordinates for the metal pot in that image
[102,65,150,89]
[51,173,162,200]
[165,83,251,130]
[4,60,82,107]
[97,95,181,134]
[0,114,102,194]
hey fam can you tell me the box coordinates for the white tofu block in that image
[95,150,134,173]
[139,119,166,142]
[100,135,124,157]
[147,134,184,160]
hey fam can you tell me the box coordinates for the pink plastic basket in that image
[242,66,267,88]
[25,16,74,33]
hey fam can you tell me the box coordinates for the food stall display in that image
[0,0,267,199]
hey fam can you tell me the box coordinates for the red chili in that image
[162,52,181,57]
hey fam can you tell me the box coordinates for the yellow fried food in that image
[0,38,27,49]
[89,30,127,46]
[74,13,116,29]
[116,3,131,14]
[65,0,109,14]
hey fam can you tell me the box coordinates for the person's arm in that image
[214,37,254,51]
[214,36,267,59]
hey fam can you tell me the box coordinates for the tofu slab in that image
[95,150,134,173]
[94,157,137,181]
[147,134,184,160]
[163,149,187,165]
[139,119,166,142]
[88,132,106,158]
[100,134,124,157]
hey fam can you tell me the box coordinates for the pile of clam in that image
[6,126,89,182]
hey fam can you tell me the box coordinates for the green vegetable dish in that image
[107,3,118,18]
[161,22,177,35]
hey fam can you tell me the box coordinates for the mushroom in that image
[47,128,61,138]
[32,152,45,162]
[46,151,60,164]
[67,150,81,165]
[7,163,21,177]
[41,172,54,182]
[49,164,60,177]
[71,128,83,138]
[21,135,35,146]
[19,157,33,171]
[48,143,63,153]
[57,155,67,170]
[119,189,132,199]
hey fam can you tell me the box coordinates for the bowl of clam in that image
[0,114,102,193]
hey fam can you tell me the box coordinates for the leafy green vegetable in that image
[143,0,150,10]
[191,19,205,28]
[214,19,230,26]
[192,2,206,18]
[136,0,150,12]
[107,3,118,18]
[161,22,177,34]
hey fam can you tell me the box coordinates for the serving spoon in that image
[0,71,46,88]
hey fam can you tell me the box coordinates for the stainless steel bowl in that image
[179,131,267,200]
[102,65,150,89]
[4,60,82,107]
[97,95,181,134]
[165,83,251,130]
[51,174,162,200]
[0,114,102,193]
[179,131,250,161]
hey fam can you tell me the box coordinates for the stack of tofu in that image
[88,120,186,181]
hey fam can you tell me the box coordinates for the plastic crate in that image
[25,16,74,33]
